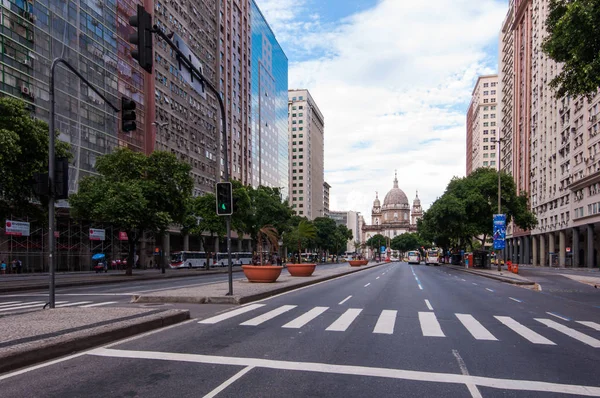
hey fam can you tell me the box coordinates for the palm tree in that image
[257,225,279,265]
[294,220,317,263]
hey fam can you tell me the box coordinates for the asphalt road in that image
[1,262,599,397]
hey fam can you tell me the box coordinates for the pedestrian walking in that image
[11,259,17,274]
[1,259,6,275]
[17,259,22,274]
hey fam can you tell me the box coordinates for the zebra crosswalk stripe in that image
[282,307,329,329]
[536,318,600,348]
[0,301,40,309]
[240,305,297,326]
[0,301,24,308]
[418,312,445,337]
[326,308,362,332]
[199,304,266,324]
[456,314,497,341]
[495,316,555,345]
[577,321,600,332]
[55,301,93,308]
[79,302,118,308]
[0,301,56,312]
[373,310,397,335]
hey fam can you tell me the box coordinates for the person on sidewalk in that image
[1,260,6,275]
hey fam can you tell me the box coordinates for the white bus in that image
[170,251,214,269]
[215,252,253,267]
[407,251,421,265]
[425,249,440,266]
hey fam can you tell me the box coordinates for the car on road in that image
[407,251,421,264]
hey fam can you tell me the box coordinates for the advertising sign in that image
[172,33,206,98]
[5,220,30,236]
[89,228,106,241]
[118,231,128,241]
[493,214,506,250]
[380,245,386,253]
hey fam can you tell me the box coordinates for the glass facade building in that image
[250,0,288,197]
[0,0,148,193]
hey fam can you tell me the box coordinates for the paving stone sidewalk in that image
[133,261,387,305]
[0,307,189,374]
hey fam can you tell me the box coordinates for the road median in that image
[132,261,388,305]
[0,307,190,374]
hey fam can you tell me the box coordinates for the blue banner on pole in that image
[381,246,386,253]
[493,214,506,250]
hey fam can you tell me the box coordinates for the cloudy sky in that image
[256,0,508,223]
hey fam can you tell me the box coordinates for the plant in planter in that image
[242,225,283,283]
[287,220,317,277]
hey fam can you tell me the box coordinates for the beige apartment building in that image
[288,89,325,219]
[466,75,499,175]
[499,0,600,267]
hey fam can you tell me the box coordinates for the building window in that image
[483,91,489,95]
[483,154,489,158]
[483,146,489,150]
[483,83,489,87]
[491,90,496,95]
[484,161,489,166]
[490,161,496,166]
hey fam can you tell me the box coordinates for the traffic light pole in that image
[48,58,119,308]
[151,28,234,295]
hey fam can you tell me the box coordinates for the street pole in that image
[495,137,503,272]
[48,58,119,308]
[150,27,233,295]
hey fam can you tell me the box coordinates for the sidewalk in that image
[0,307,190,374]
[133,261,388,305]
[444,264,536,286]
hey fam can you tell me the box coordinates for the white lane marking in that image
[376,276,380,280]
[282,306,329,329]
[472,283,478,286]
[418,284,423,290]
[89,348,600,396]
[240,305,297,326]
[55,301,93,307]
[456,314,498,341]
[452,349,483,398]
[79,301,118,308]
[536,318,600,348]
[0,301,40,309]
[199,304,265,324]
[338,295,352,305]
[578,321,600,331]
[0,301,67,312]
[419,312,445,337]
[364,283,371,287]
[546,312,570,322]
[203,366,254,398]
[495,316,555,345]
[485,288,494,292]
[425,299,433,311]
[509,297,523,303]
[0,301,24,307]
[373,310,397,335]
[460,279,466,282]
[326,308,363,332]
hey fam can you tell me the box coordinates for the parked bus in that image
[407,251,421,264]
[425,249,440,266]
[215,252,253,267]
[170,251,214,269]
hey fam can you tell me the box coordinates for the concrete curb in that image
[0,309,190,374]
[0,269,246,293]
[444,265,535,285]
[132,262,388,305]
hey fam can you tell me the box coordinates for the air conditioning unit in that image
[590,115,597,122]
[20,84,34,98]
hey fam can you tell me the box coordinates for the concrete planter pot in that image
[242,265,283,283]
[360,260,369,265]
[287,263,316,277]
[349,260,363,267]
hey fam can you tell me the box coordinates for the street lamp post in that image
[491,136,505,271]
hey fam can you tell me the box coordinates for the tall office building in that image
[466,75,499,175]
[329,210,360,253]
[250,0,288,195]
[0,0,150,193]
[288,89,325,219]
[323,182,331,217]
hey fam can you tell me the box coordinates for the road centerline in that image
[338,295,352,305]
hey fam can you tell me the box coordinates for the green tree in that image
[391,232,421,253]
[186,193,226,268]
[542,0,600,98]
[313,217,338,255]
[0,97,71,221]
[288,220,317,262]
[246,186,293,250]
[332,224,353,256]
[366,234,387,259]
[69,148,193,275]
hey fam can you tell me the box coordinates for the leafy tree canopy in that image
[0,97,71,221]
[543,0,600,98]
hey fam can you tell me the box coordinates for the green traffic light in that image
[221,203,226,210]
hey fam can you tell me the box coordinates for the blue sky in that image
[256,0,508,222]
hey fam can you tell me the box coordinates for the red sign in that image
[119,231,128,241]
[54,231,60,238]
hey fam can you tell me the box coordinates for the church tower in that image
[411,191,423,225]
[371,192,382,226]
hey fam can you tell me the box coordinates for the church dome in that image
[383,172,409,208]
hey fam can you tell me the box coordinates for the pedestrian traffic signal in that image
[216,182,233,216]
[121,97,136,132]
[129,4,153,73]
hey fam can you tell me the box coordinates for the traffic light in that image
[121,96,136,132]
[129,4,153,73]
[216,182,233,216]
[54,157,69,200]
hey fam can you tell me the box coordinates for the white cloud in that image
[257,0,507,224]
